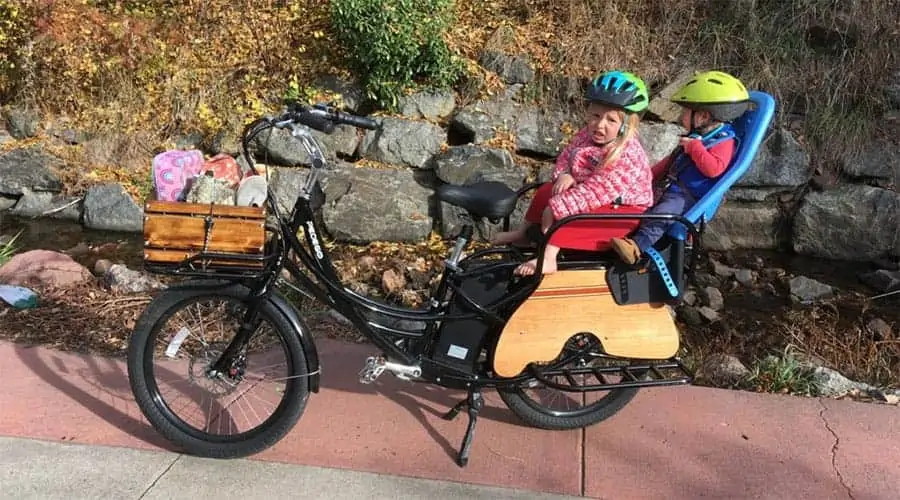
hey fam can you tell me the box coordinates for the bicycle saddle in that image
[436,181,519,220]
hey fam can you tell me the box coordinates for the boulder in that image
[792,185,900,261]
[0,250,93,288]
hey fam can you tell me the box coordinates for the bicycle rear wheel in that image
[127,282,311,458]
[497,334,639,430]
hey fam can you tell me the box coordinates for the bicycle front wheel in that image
[127,282,311,459]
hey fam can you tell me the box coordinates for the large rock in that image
[726,187,789,202]
[269,166,312,216]
[398,89,456,120]
[431,145,523,187]
[703,202,783,250]
[3,105,41,139]
[792,185,900,261]
[251,124,361,166]
[789,275,834,303]
[439,195,528,242]
[639,123,683,166]
[841,140,899,181]
[697,353,750,388]
[0,250,92,288]
[735,128,812,189]
[886,68,900,108]
[450,86,573,157]
[0,196,15,211]
[360,117,445,169]
[479,50,535,85]
[83,183,144,233]
[10,189,81,221]
[0,147,64,196]
[514,107,571,157]
[451,86,522,145]
[646,69,697,123]
[321,166,434,243]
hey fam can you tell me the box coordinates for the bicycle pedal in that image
[358,356,386,384]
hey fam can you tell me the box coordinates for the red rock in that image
[0,250,93,289]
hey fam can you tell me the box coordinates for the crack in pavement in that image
[818,399,855,500]
[138,454,182,499]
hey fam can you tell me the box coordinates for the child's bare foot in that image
[513,257,558,276]
[611,237,641,264]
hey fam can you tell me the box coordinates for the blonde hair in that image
[599,112,641,170]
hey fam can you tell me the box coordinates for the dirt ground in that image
[683,250,900,389]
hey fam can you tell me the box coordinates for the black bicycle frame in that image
[211,116,702,390]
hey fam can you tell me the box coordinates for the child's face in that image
[585,102,624,145]
[680,108,713,132]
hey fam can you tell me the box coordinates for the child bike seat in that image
[437,181,519,220]
[667,90,776,240]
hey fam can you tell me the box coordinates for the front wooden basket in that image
[142,200,268,271]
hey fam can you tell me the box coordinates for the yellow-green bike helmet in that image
[671,70,750,121]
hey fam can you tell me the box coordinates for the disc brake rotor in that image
[187,342,246,396]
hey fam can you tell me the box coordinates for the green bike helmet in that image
[671,70,751,121]
[585,71,649,114]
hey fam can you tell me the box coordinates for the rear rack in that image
[143,251,279,280]
[527,358,692,392]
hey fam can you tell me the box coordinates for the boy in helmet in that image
[610,70,751,265]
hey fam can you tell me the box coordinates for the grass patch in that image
[744,345,817,395]
[0,229,21,266]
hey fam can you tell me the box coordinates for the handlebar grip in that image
[334,110,379,130]
[293,110,336,134]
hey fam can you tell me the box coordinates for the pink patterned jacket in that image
[547,127,653,220]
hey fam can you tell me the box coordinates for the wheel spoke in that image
[130,291,309,457]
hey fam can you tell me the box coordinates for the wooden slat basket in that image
[142,200,269,274]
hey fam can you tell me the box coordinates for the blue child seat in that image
[666,90,776,241]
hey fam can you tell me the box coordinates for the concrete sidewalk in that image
[1,338,899,499]
[0,436,576,499]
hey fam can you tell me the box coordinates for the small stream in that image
[0,214,144,271]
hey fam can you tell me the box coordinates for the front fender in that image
[268,292,321,393]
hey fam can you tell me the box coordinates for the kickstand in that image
[442,389,484,467]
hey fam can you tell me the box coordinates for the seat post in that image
[446,224,474,271]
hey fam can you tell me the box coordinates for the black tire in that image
[496,335,641,430]
[498,383,639,430]
[127,282,310,459]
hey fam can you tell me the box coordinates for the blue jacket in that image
[666,124,738,200]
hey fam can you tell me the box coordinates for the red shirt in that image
[651,138,736,182]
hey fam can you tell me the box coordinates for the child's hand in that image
[679,136,699,148]
[553,173,576,194]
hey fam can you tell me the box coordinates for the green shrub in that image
[329,0,462,109]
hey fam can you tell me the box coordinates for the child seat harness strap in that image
[657,124,737,203]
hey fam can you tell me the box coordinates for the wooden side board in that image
[493,269,680,378]
[143,213,265,253]
[144,200,266,219]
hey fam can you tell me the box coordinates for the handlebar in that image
[275,103,380,134]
